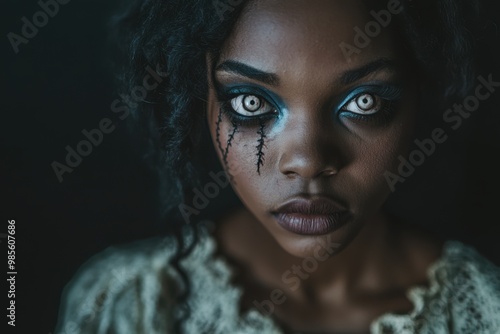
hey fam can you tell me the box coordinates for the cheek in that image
[208,106,272,209]
[343,116,416,213]
[226,128,274,206]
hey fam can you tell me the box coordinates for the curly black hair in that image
[110,0,481,332]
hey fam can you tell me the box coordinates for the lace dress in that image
[55,223,500,334]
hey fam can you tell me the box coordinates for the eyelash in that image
[216,85,403,126]
[337,85,403,125]
[220,100,278,127]
[216,88,280,126]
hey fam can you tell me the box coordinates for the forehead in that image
[219,0,400,82]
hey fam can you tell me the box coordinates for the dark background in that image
[2,1,500,333]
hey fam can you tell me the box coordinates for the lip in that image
[271,197,351,235]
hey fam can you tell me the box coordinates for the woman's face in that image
[206,0,418,258]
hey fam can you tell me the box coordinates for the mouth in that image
[271,196,351,236]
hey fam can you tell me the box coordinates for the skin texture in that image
[205,0,443,332]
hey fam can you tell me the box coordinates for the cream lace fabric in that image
[56,223,500,334]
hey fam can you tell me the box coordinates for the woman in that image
[56,0,500,333]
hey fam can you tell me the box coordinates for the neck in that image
[212,207,440,307]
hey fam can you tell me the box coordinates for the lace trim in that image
[56,222,500,334]
[370,240,500,333]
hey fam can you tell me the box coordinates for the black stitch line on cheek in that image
[256,118,267,175]
[223,120,238,182]
[215,109,224,157]
[223,121,238,164]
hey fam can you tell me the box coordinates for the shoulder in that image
[372,240,500,334]
[428,240,500,309]
[55,222,281,334]
[54,234,182,334]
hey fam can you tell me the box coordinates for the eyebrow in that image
[215,58,397,87]
[340,58,397,85]
[216,60,280,86]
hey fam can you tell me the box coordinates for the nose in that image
[278,114,343,179]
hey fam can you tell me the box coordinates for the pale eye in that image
[342,93,381,115]
[230,94,274,117]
